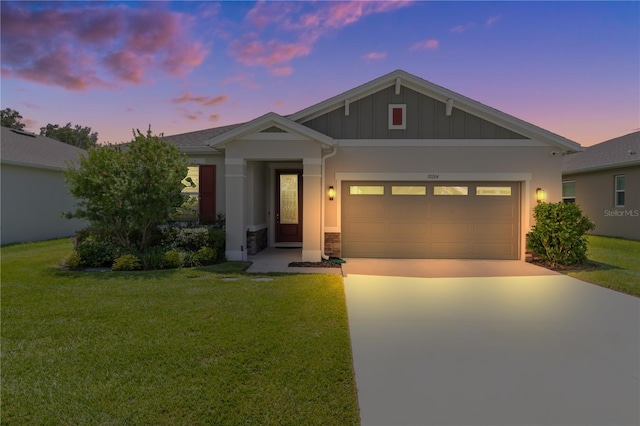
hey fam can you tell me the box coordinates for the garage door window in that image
[392,186,426,195]
[350,185,384,195]
[434,186,468,196]
[476,186,512,196]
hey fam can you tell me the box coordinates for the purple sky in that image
[1,1,638,147]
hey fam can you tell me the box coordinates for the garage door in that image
[342,181,520,259]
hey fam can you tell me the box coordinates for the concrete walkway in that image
[246,247,342,274]
[344,271,640,426]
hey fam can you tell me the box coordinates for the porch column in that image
[302,158,322,262]
[225,158,246,261]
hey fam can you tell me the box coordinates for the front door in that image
[275,170,303,243]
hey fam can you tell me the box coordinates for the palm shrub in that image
[527,202,595,267]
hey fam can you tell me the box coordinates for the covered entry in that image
[341,181,520,259]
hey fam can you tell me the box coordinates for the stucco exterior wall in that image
[1,164,87,245]
[564,166,640,240]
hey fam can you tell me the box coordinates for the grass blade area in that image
[566,235,640,297]
[1,239,360,425]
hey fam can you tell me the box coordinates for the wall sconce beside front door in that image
[536,188,546,203]
[328,186,335,201]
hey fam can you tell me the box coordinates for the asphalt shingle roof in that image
[563,131,640,173]
[1,126,86,170]
[161,123,244,148]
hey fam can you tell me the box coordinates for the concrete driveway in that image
[342,260,640,426]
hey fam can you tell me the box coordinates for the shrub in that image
[207,228,225,261]
[527,201,596,267]
[183,251,201,268]
[112,254,142,271]
[175,227,209,251]
[162,250,182,269]
[139,246,165,270]
[75,237,120,267]
[64,127,193,253]
[196,246,218,266]
[62,251,82,270]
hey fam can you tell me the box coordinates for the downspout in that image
[321,144,339,260]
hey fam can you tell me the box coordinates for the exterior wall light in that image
[536,188,546,203]
[328,186,335,201]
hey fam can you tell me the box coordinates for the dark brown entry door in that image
[275,170,303,243]
[199,165,216,224]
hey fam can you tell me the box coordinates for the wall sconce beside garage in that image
[328,186,335,201]
[536,188,547,203]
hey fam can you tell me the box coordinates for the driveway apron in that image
[343,260,640,426]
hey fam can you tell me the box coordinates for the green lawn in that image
[565,235,640,297]
[1,239,360,425]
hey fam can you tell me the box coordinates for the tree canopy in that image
[40,123,98,149]
[1,108,25,130]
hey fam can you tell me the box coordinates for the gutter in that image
[320,144,339,260]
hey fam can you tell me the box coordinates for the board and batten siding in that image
[301,86,527,140]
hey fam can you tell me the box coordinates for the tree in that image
[40,123,98,149]
[527,201,596,267]
[1,108,25,130]
[64,127,194,253]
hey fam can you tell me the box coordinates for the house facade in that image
[1,127,87,245]
[562,131,640,240]
[164,70,582,261]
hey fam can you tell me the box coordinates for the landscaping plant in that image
[64,127,194,254]
[527,201,596,267]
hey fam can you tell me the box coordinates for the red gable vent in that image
[388,104,406,130]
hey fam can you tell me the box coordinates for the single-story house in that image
[1,126,87,245]
[562,131,640,240]
[164,69,582,261]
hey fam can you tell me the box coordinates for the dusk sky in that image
[1,1,638,147]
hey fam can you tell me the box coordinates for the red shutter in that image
[199,165,216,224]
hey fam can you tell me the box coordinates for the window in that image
[177,166,200,221]
[350,185,384,195]
[476,186,512,196]
[615,175,625,207]
[434,186,468,196]
[392,186,426,195]
[562,181,576,204]
[388,104,406,130]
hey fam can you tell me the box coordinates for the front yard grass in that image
[1,239,360,425]
[565,235,640,297]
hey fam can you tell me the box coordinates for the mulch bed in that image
[289,261,342,269]
[526,253,601,272]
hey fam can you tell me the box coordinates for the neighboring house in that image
[562,131,640,240]
[164,70,582,261]
[1,126,87,245]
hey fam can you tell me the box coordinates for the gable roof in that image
[207,112,335,149]
[290,69,582,152]
[563,131,640,174]
[1,126,86,170]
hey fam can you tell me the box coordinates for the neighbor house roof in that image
[563,131,640,174]
[1,126,86,170]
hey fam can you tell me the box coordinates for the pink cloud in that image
[234,0,413,74]
[410,39,439,51]
[219,73,262,89]
[271,66,293,76]
[231,36,311,67]
[172,93,229,107]
[362,52,387,62]
[486,15,502,27]
[0,3,208,90]
[450,23,475,33]
[208,114,220,123]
